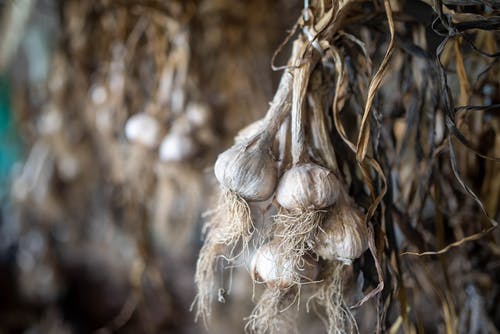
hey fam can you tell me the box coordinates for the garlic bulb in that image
[37,106,62,135]
[315,202,368,264]
[159,132,196,162]
[185,102,209,127]
[276,163,340,210]
[214,144,277,201]
[125,113,160,148]
[251,242,319,288]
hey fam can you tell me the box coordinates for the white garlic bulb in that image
[125,113,160,148]
[159,132,196,162]
[315,203,369,264]
[276,162,340,210]
[185,102,210,127]
[214,144,277,201]
[251,242,319,289]
[37,106,62,135]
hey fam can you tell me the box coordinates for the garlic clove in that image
[214,144,277,201]
[251,242,319,289]
[315,202,369,264]
[125,113,160,148]
[159,132,196,162]
[276,162,340,210]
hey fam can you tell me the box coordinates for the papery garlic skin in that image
[159,132,196,162]
[125,113,160,148]
[214,144,277,201]
[251,242,319,289]
[234,119,264,144]
[276,163,340,210]
[315,204,369,264]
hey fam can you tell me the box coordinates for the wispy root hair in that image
[192,189,254,325]
[308,261,358,334]
[245,286,299,334]
[272,209,326,283]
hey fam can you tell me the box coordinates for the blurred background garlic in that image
[123,112,161,196]
[125,113,161,149]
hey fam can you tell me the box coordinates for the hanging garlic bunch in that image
[244,35,347,333]
[195,1,384,332]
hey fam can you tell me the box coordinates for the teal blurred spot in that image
[0,74,23,198]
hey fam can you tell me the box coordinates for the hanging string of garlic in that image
[195,1,385,332]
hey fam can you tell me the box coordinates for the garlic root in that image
[308,262,357,334]
[193,191,253,323]
[245,286,299,334]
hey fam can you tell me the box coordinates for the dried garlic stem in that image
[290,38,312,165]
[258,71,293,146]
[258,37,305,148]
[277,117,291,175]
[308,73,338,171]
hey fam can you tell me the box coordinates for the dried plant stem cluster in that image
[9,2,217,330]
[194,1,385,332]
